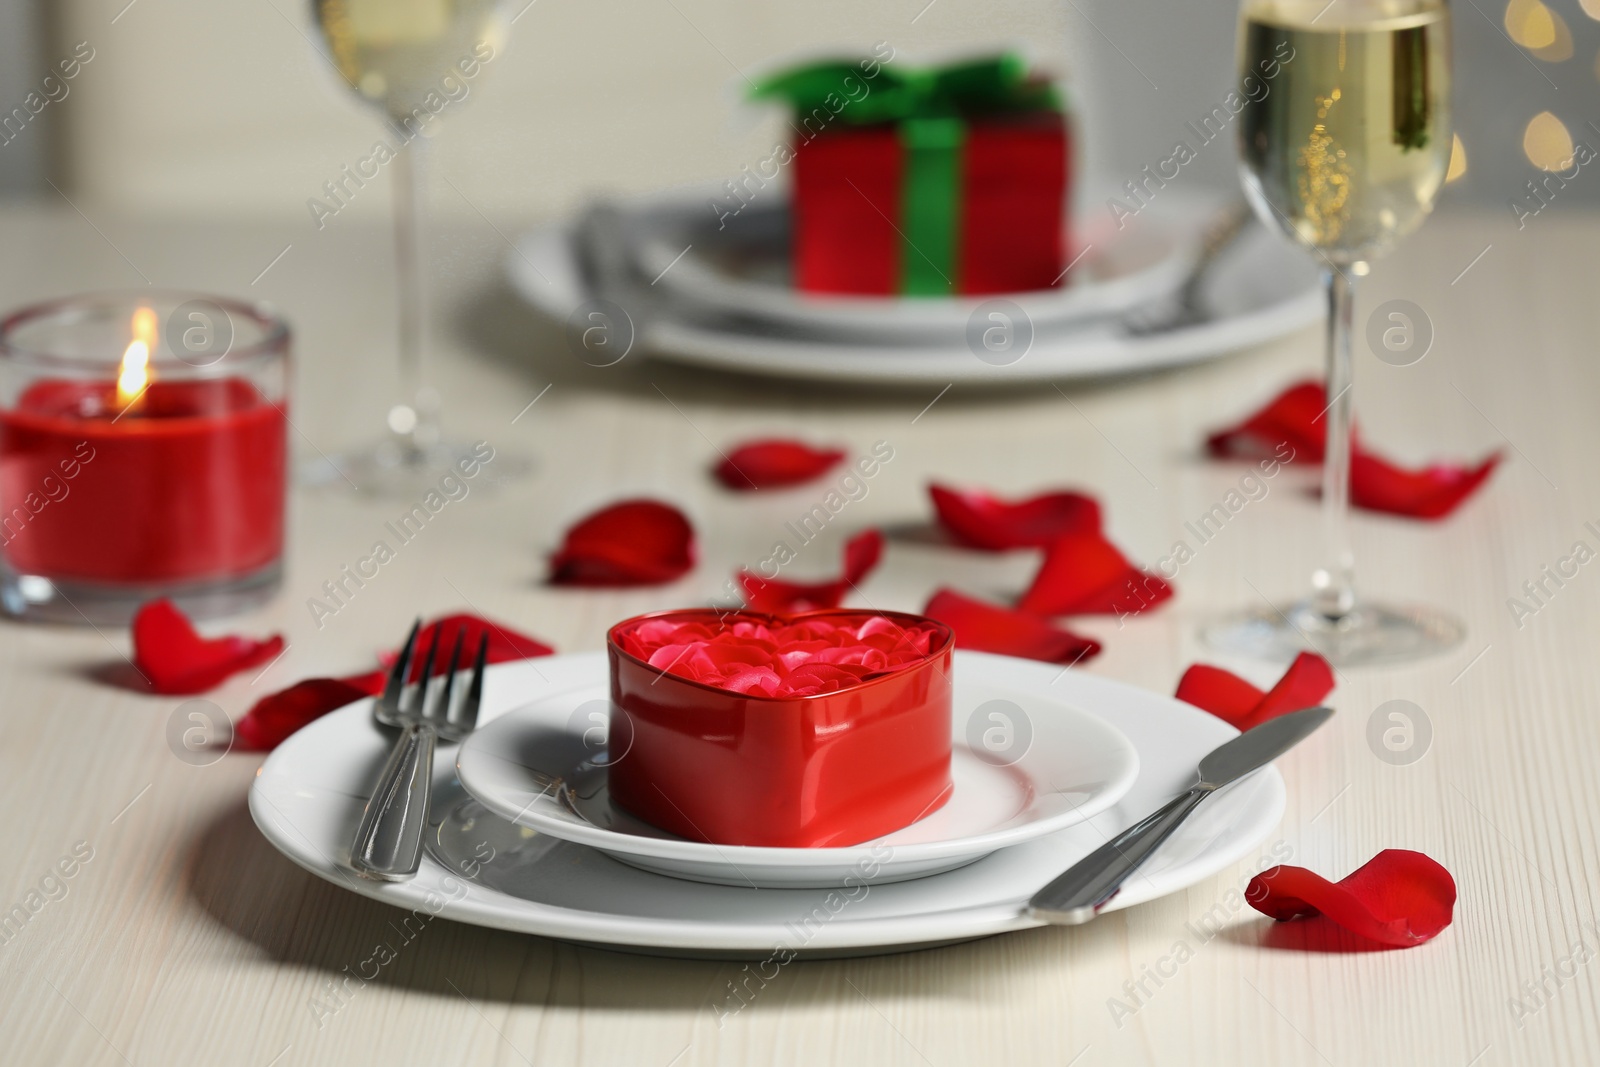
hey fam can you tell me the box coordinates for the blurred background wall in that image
[0,0,1593,223]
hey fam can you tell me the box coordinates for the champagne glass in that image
[308,0,526,494]
[1205,0,1459,665]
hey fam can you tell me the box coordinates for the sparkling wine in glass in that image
[309,0,526,493]
[1205,0,1459,665]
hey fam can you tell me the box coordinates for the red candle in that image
[0,378,286,583]
[0,294,290,620]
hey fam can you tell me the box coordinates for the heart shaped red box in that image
[606,608,955,848]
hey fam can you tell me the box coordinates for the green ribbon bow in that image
[752,54,1060,297]
[749,53,1059,125]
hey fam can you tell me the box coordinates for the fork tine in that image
[415,623,441,718]
[378,618,421,716]
[436,628,465,725]
[458,632,489,732]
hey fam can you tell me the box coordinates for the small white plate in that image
[508,208,1321,386]
[454,676,1140,888]
[626,196,1199,341]
[249,651,1290,958]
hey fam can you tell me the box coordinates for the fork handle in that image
[351,722,436,881]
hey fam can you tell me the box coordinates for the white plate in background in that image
[626,196,1199,341]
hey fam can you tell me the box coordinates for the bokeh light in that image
[1446,133,1468,183]
[1507,0,1558,48]
[1523,111,1575,171]
[1506,0,1575,60]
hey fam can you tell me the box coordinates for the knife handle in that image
[1027,786,1209,925]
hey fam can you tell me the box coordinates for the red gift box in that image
[793,114,1069,295]
[606,609,954,848]
[756,54,1070,296]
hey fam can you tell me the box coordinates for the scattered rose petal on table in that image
[1016,529,1173,618]
[130,598,285,694]
[740,529,884,613]
[236,612,555,750]
[234,677,377,751]
[1174,651,1335,731]
[615,610,941,697]
[1350,448,1503,520]
[1246,849,1457,948]
[1206,379,1329,464]
[923,588,1100,665]
[548,499,695,586]
[1208,380,1500,519]
[383,613,556,674]
[928,483,1102,550]
[714,439,847,490]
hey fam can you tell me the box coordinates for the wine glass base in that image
[301,436,532,497]
[1202,599,1464,667]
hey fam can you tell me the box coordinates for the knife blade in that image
[1027,705,1333,925]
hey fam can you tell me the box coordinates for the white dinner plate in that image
[249,651,1288,958]
[454,673,1140,888]
[626,196,1199,341]
[508,211,1321,386]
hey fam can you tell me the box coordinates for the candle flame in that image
[116,307,159,407]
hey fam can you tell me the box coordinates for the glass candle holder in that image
[0,292,289,624]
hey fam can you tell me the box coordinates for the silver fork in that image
[1121,201,1253,337]
[350,619,489,881]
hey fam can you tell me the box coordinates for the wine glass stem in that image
[1314,266,1358,621]
[391,134,432,457]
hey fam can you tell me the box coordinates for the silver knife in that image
[1027,705,1333,925]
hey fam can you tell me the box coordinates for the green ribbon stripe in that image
[899,117,965,296]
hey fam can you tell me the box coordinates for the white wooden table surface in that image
[0,202,1595,1067]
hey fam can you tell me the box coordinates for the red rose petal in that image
[929,483,1102,550]
[1208,381,1499,518]
[1016,529,1173,618]
[549,499,695,586]
[715,439,847,491]
[131,598,285,695]
[1173,664,1268,726]
[397,613,555,677]
[740,529,884,613]
[1247,849,1457,947]
[615,610,942,697]
[923,588,1100,665]
[1175,651,1335,731]
[1350,448,1502,520]
[1206,380,1327,464]
[234,678,374,751]
[236,612,554,751]
[1253,651,1337,724]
